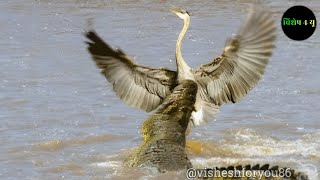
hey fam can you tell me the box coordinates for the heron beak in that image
[170,8,180,14]
[170,8,192,17]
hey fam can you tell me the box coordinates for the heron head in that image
[170,8,190,20]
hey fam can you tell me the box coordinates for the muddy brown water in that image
[1,0,319,179]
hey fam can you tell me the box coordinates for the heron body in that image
[85,5,276,126]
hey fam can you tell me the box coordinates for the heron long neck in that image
[176,17,192,80]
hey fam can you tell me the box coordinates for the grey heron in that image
[85,5,276,125]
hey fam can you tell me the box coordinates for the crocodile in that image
[127,79,197,172]
[125,80,309,179]
[189,164,309,180]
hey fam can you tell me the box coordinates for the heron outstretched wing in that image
[85,31,177,112]
[194,5,276,106]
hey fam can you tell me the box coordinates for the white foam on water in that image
[298,164,319,180]
[92,161,121,168]
[190,128,320,180]
[222,129,320,157]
